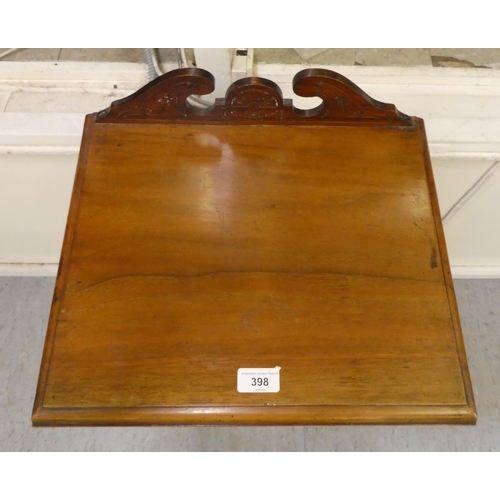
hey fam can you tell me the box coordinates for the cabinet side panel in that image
[418,118,477,420]
[32,114,96,423]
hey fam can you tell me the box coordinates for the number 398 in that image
[251,377,269,387]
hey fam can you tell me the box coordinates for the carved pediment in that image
[97,67,413,127]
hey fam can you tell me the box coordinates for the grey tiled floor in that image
[1,48,500,68]
[1,277,498,451]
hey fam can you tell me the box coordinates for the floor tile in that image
[3,48,500,69]
[430,48,500,68]
[238,48,432,67]
[59,48,143,63]
[254,48,356,65]
[353,48,431,66]
[0,48,60,61]
[293,48,330,60]
[157,48,181,63]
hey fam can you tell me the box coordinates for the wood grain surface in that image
[32,69,475,425]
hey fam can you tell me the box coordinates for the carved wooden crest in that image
[96,67,413,126]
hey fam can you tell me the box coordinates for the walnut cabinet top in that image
[33,68,476,425]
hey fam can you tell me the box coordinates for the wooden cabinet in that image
[32,68,476,425]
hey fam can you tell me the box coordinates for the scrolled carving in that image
[97,68,215,122]
[96,67,413,127]
[223,77,289,120]
[292,68,412,124]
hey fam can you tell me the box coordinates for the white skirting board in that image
[0,264,58,276]
[0,62,499,277]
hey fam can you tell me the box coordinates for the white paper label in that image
[237,366,281,393]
